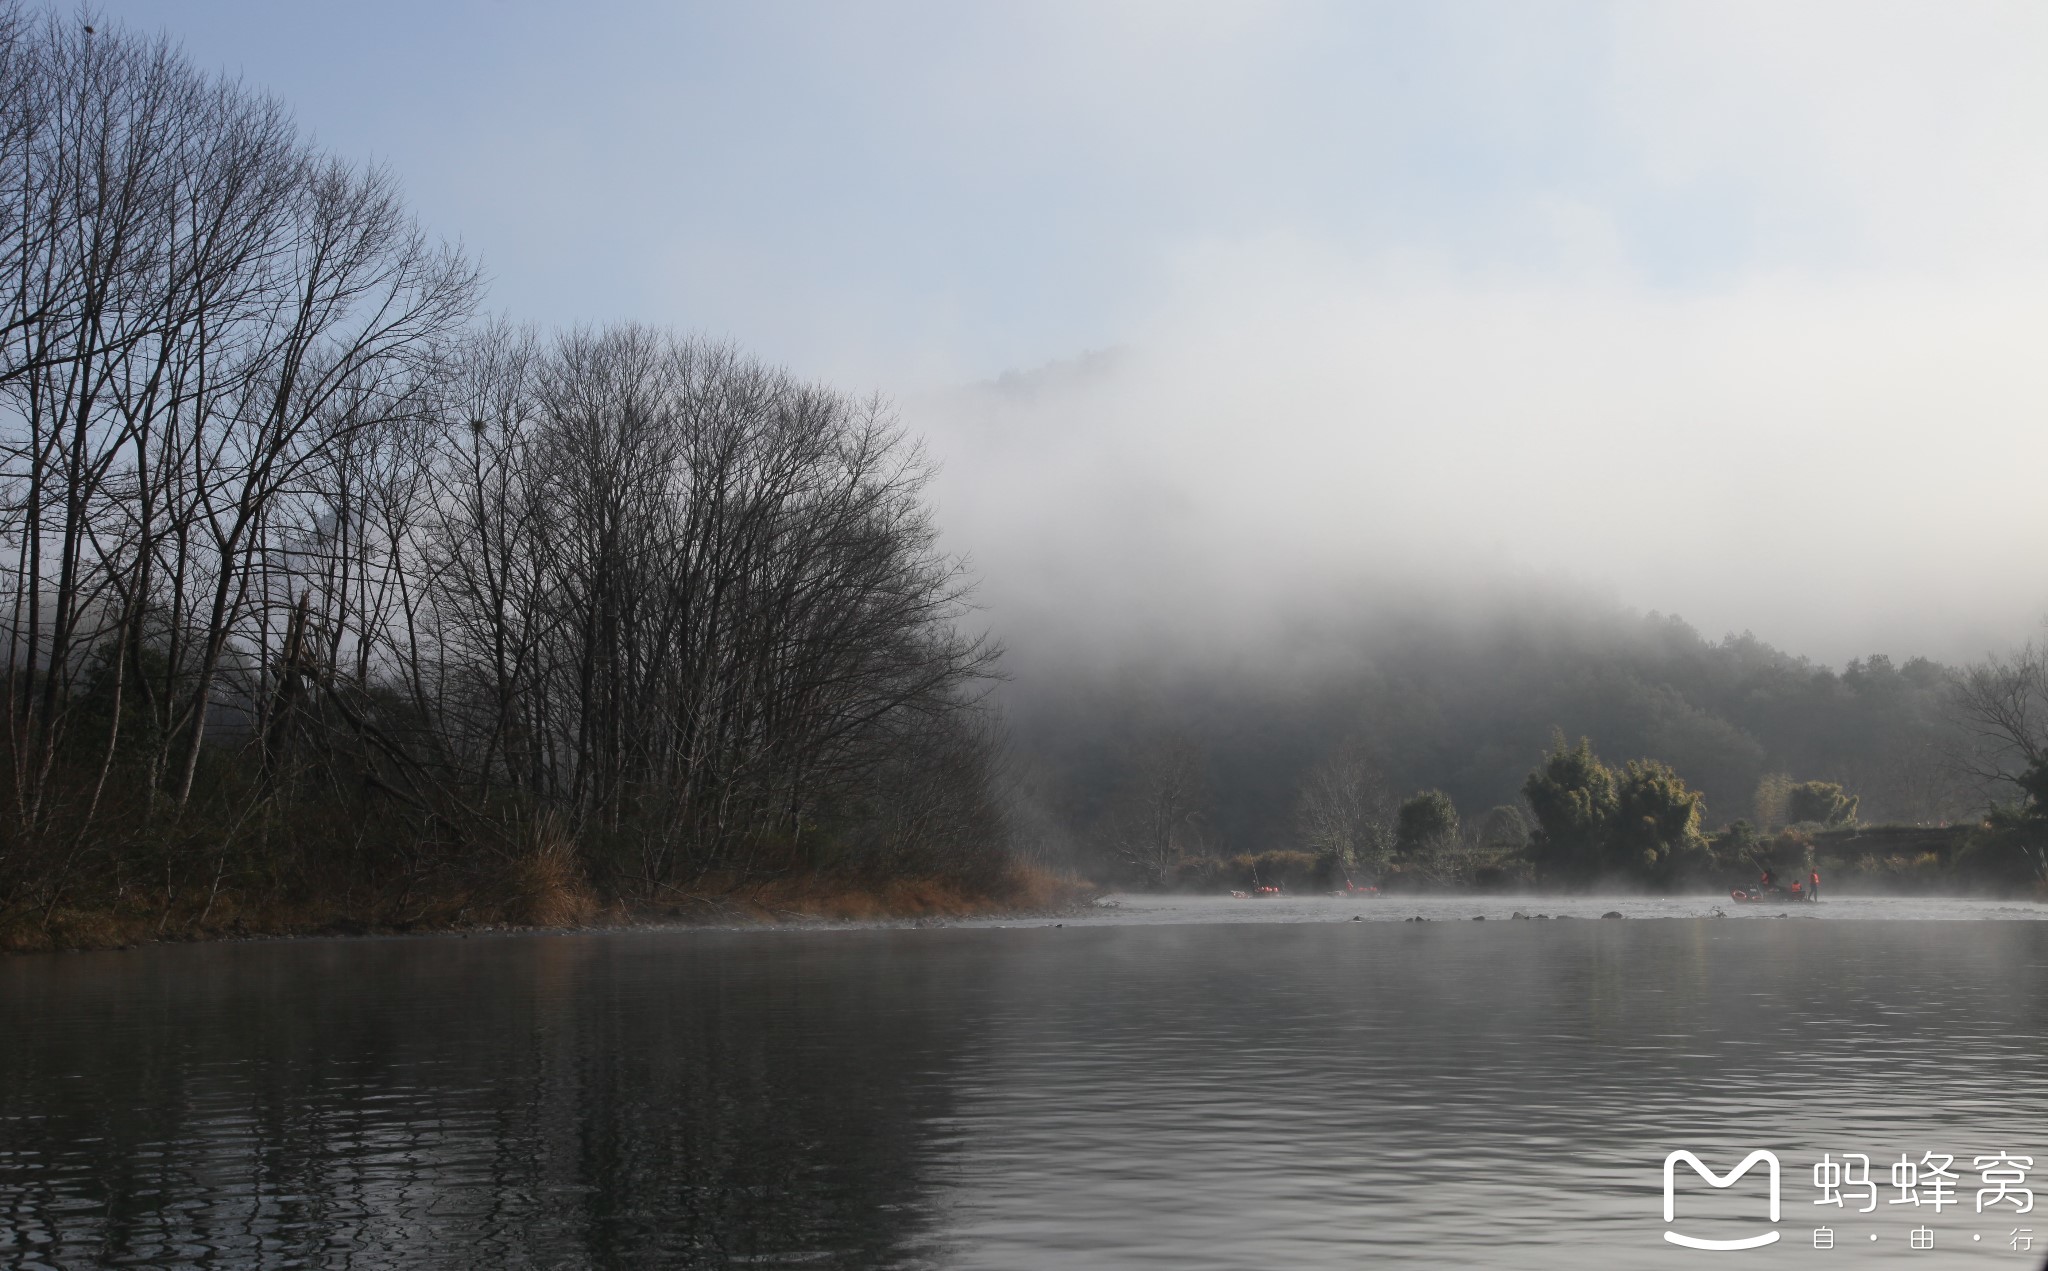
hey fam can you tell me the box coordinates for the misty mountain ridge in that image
[1001,590,1972,864]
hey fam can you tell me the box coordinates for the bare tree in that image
[1950,636,2048,804]
[403,328,1001,894]
[0,11,1010,938]
[1107,735,1205,888]
[0,10,477,921]
[1294,738,1398,880]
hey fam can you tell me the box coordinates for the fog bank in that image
[912,256,2048,670]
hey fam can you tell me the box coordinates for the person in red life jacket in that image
[1759,866,1776,890]
[1809,870,1820,901]
[1790,879,1802,900]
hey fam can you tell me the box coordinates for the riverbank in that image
[989,890,2048,927]
[2,865,1097,954]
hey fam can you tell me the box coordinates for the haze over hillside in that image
[908,280,2047,675]
[991,589,1973,865]
[97,1,2048,673]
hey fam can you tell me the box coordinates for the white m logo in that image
[1663,1150,1781,1250]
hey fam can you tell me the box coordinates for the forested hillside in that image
[1005,603,1976,873]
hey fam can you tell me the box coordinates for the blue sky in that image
[92,2,2048,662]
[103,2,1829,371]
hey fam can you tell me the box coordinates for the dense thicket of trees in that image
[0,10,1006,941]
[1394,790,1459,857]
[408,326,1001,891]
[1521,735,1710,886]
[1785,780,1858,828]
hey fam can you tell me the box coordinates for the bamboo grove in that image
[0,9,1009,938]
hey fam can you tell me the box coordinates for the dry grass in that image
[998,863,1098,912]
[4,895,371,953]
[700,863,1094,924]
[500,835,602,928]
[696,863,1097,921]
[2,861,1093,952]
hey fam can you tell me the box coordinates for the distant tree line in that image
[0,8,1007,943]
[1110,716,2045,896]
[1028,605,2048,893]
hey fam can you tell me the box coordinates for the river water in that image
[6,896,2048,1268]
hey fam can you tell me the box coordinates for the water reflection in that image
[5,920,2048,1267]
[2,935,972,1268]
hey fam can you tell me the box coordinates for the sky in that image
[93,0,2048,666]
